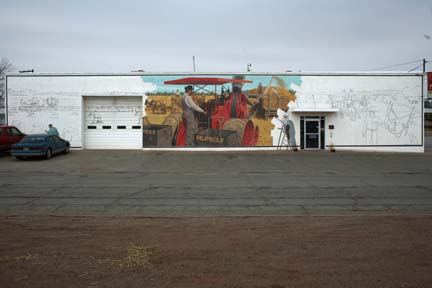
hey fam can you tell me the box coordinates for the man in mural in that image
[213,75,255,124]
[45,124,59,136]
[182,85,206,146]
[227,75,255,118]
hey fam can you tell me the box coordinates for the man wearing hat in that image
[210,75,256,130]
[182,85,205,146]
[227,75,253,119]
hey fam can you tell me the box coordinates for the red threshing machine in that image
[162,77,260,147]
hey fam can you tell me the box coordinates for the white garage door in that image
[84,96,143,149]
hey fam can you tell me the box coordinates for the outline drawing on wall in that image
[87,111,104,125]
[384,103,418,139]
[17,96,80,117]
[325,87,422,145]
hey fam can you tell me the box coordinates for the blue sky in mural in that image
[141,75,302,94]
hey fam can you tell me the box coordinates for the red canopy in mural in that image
[164,77,252,86]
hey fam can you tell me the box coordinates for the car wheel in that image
[64,145,70,154]
[45,148,52,159]
[15,156,23,160]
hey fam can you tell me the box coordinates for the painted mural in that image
[6,74,423,151]
[142,75,300,148]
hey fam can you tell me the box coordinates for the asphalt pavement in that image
[0,150,431,217]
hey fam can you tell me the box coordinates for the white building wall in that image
[286,76,423,152]
[7,73,424,152]
[7,76,155,147]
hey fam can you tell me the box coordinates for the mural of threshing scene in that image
[142,75,301,147]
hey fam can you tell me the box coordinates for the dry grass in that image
[0,253,37,263]
[0,246,155,274]
[123,245,154,268]
[97,245,155,269]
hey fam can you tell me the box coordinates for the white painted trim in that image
[6,71,424,77]
[292,108,339,113]
[142,147,423,152]
[142,147,282,152]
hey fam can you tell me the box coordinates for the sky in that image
[1,0,432,73]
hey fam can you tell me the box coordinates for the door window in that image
[305,120,320,149]
[306,121,319,133]
[12,128,22,136]
[7,128,22,136]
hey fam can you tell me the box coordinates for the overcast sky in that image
[1,0,431,73]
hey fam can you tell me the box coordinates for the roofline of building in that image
[5,71,425,77]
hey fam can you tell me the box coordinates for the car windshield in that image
[21,137,46,143]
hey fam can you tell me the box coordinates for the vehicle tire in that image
[162,112,182,132]
[15,156,23,160]
[64,145,70,154]
[45,148,52,159]
[162,112,183,144]
[223,118,256,146]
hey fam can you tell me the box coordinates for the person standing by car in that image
[182,85,205,146]
[45,124,59,136]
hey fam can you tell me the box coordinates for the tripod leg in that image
[277,127,283,150]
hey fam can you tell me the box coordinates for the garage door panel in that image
[84,97,142,149]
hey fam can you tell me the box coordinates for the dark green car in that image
[11,134,70,160]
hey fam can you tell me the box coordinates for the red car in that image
[0,126,26,152]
